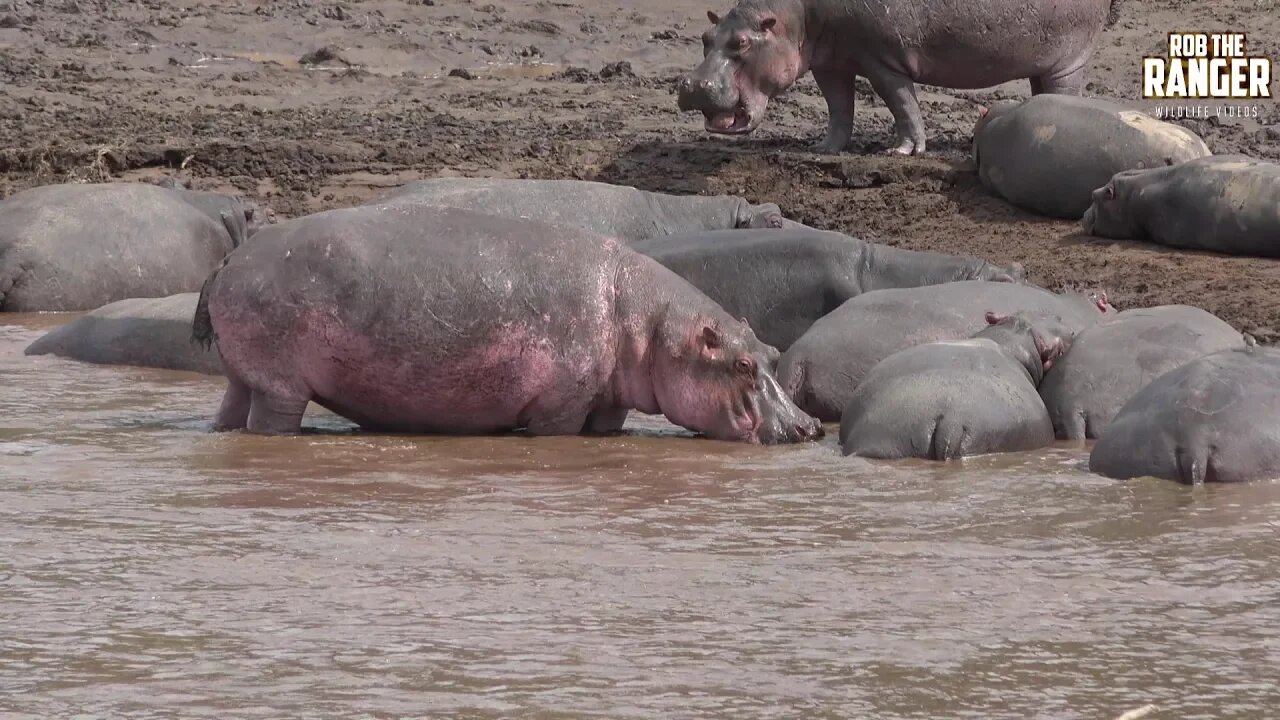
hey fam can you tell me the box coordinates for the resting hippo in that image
[677,0,1121,154]
[631,227,1025,350]
[1081,155,1280,257]
[24,293,222,375]
[1090,345,1280,484]
[370,177,787,241]
[0,183,248,311]
[779,280,1115,421]
[1040,305,1245,440]
[973,95,1211,219]
[193,204,822,443]
[840,312,1072,460]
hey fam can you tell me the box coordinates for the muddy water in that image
[2,315,1279,719]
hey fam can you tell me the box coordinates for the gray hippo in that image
[778,280,1115,421]
[1090,345,1280,484]
[370,177,787,241]
[973,95,1211,219]
[631,227,1025,351]
[840,312,1072,460]
[677,0,1121,154]
[192,203,822,443]
[0,183,253,311]
[25,293,222,375]
[1082,155,1280,257]
[1040,305,1245,440]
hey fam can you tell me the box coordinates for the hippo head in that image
[677,5,805,135]
[737,201,786,229]
[1081,171,1145,238]
[652,315,821,444]
[243,201,277,239]
[980,311,1076,384]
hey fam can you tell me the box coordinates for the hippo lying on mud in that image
[1090,346,1280,484]
[370,177,787,241]
[840,312,1072,460]
[973,95,1211,219]
[778,280,1115,421]
[25,294,222,375]
[1082,155,1280,257]
[0,183,256,312]
[1039,305,1244,440]
[193,204,822,443]
[677,0,1122,154]
[631,227,1024,350]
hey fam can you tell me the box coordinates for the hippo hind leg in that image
[583,407,629,435]
[1031,62,1086,96]
[863,65,926,155]
[213,375,252,431]
[247,390,309,435]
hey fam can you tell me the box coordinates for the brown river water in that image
[2,314,1279,719]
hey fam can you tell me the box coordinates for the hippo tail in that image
[191,256,227,351]
[1105,0,1123,28]
[928,415,967,461]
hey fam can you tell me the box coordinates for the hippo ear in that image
[1034,333,1064,371]
[707,10,720,24]
[985,311,1007,325]
[700,323,722,351]
[1094,291,1110,312]
[978,105,989,118]
[759,16,776,32]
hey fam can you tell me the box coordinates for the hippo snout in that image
[677,76,718,112]
[755,371,824,445]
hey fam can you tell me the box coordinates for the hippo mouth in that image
[704,104,753,134]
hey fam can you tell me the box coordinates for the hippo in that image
[192,203,822,443]
[973,95,1212,219]
[677,0,1122,154]
[630,227,1025,351]
[1089,345,1280,484]
[840,312,1072,460]
[1082,155,1280,257]
[778,280,1115,421]
[370,177,788,241]
[0,183,251,312]
[1039,305,1245,440]
[24,293,222,375]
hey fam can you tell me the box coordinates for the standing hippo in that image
[778,280,1114,421]
[0,183,245,312]
[840,312,1072,460]
[973,95,1211,219]
[193,204,822,443]
[1081,155,1280,257]
[1089,345,1280,484]
[677,0,1121,154]
[25,293,222,375]
[1039,305,1245,440]
[370,177,787,241]
[631,227,1024,350]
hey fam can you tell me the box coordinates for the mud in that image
[1,0,1277,337]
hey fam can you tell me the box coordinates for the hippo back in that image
[0,183,238,312]
[1089,346,1280,483]
[1040,305,1244,440]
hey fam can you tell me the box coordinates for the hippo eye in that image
[734,357,755,376]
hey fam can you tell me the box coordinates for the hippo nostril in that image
[677,77,692,91]
[699,79,715,91]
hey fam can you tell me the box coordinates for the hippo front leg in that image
[864,66,927,155]
[812,68,857,154]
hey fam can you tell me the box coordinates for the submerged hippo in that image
[1040,305,1244,440]
[0,183,253,312]
[840,312,1072,460]
[631,227,1024,350]
[1082,155,1280,257]
[779,280,1114,421]
[370,177,787,241]
[677,0,1122,154]
[1090,346,1280,484]
[25,293,222,375]
[973,95,1211,219]
[193,204,822,443]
